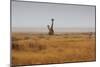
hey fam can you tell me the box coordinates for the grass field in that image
[12,32,96,66]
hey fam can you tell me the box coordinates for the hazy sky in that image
[12,1,95,32]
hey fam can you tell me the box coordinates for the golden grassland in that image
[12,32,96,66]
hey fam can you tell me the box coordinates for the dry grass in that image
[12,32,96,66]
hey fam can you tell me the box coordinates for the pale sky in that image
[12,1,95,32]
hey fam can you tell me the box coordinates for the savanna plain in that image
[12,32,96,66]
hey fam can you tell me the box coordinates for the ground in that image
[12,32,96,66]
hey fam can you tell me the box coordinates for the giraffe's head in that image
[51,18,54,22]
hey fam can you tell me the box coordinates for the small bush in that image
[29,42,46,52]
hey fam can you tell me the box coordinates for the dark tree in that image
[89,32,92,39]
[47,18,54,35]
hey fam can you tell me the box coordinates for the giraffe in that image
[47,18,54,35]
